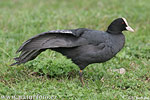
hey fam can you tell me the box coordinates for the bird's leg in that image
[79,70,85,86]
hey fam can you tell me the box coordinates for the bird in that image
[10,18,134,86]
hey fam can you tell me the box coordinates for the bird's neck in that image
[106,30,122,34]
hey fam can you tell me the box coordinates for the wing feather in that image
[17,29,89,53]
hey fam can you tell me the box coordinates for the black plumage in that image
[11,18,134,86]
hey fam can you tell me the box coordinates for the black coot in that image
[11,18,134,86]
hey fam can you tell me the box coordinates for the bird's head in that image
[106,18,134,34]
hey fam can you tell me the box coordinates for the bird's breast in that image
[106,34,125,57]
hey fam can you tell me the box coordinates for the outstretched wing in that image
[11,28,89,66]
[17,28,89,53]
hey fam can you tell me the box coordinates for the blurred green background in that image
[0,0,150,99]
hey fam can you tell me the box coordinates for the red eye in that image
[122,22,124,24]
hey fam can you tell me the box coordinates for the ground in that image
[0,0,150,99]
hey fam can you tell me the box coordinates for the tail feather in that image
[10,49,46,66]
[20,50,36,61]
[10,62,21,66]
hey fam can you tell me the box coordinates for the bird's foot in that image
[79,70,85,87]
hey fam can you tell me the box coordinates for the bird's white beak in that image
[122,17,134,32]
[126,26,134,32]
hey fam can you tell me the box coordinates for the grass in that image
[0,0,150,99]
